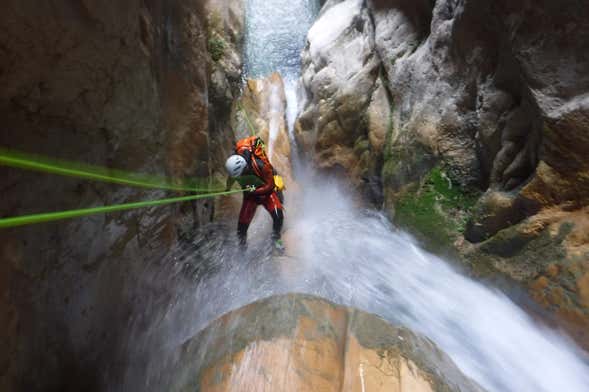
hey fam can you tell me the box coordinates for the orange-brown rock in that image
[468,206,589,348]
[234,73,294,184]
[232,72,298,202]
[168,294,484,392]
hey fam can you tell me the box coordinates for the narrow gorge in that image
[1,1,588,391]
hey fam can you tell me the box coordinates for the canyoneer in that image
[225,136,285,253]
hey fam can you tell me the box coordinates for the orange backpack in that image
[235,136,271,176]
[235,136,286,193]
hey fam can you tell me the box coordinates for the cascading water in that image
[244,0,320,81]
[244,0,320,150]
[120,181,589,392]
[117,1,589,391]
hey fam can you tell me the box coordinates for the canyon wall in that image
[0,1,243,390]
[297,0,589,348]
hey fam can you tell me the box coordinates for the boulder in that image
[165,294,485,392]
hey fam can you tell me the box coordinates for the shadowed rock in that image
[0,1,245,389]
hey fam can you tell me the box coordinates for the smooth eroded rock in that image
[166,294,485,392]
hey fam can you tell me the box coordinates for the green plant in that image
[207,10,226,62]
[208,34,226,62]
[394,167,480,251]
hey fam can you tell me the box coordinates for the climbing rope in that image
[0,148,243,229]
[237,101,257,137]
[0,189,243,229]
[0,149,222,193]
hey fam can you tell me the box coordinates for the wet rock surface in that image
[234,73,294,186]
[0,1,244,389]
[206,0,246,171]
[167,294,485,392]
[298,0,589,348]
[296,0,382,199]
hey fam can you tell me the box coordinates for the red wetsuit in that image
[230,138,284,244]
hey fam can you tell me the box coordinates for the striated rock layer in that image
[297,0,589,348]
[0,1,244,390]
[167,294,485,392]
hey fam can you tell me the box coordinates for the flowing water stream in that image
[118,1,589,391]
[244,0,319,153]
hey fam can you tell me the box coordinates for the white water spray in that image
[288,181,589,392]
[266,81,282,159]
[122,179,589,392]
[243,0,318,160]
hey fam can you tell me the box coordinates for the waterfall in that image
[244,0,320,81]
[118,1,589,391]
[244,0,320,151]
[123,180,589,392]
[266,81,282,159]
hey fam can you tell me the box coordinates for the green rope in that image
[238,101,257,137]
[0,148,222,193]
[0,189,244,229]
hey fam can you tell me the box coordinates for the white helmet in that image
[225,155,247,177]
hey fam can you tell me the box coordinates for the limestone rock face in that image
[206,0,245,106]
[298,0,589,348]
[0,1,244,389]
[205,0,246,169]
[296,0,383,200]
[164,294,484,392]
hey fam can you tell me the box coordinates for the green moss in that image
[207,11,226,62]
[208,34,226,62]
[394,167,479,252]
[381,158,399,184]
[382,101,395,162]
[353,137,370,155]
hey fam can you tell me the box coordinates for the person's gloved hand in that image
[245,185,257,193]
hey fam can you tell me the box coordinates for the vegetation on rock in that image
[208,34,226,62]
[394,167,480,252]
[207,11,227,62]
